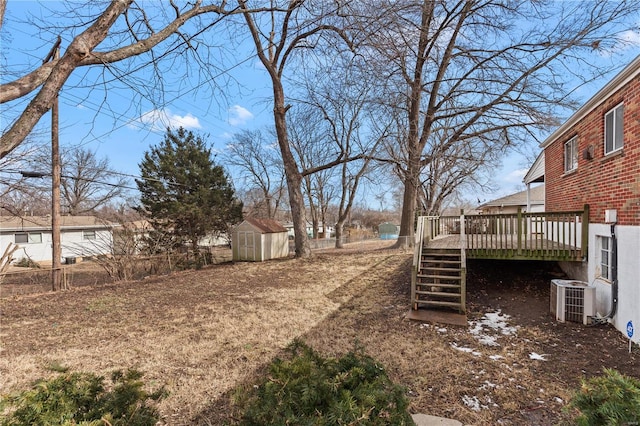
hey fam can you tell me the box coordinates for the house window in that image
[564,136,578,172]
[598,235,612,280]
[83,230,96,240]
[604,103,623,154]
[14,232,42,244]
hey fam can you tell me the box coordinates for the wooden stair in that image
[413,248,466,313]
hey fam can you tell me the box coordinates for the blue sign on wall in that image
[627,321,634,339]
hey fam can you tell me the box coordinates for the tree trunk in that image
[334,220,345,249]
[272,85,311,258]
[397,174,418,249]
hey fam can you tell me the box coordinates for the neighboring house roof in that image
[540,54,640,149]
[523,151,545,185]
[478,185,545,209]
[243,217,287,234]
[441,207,481,216]
[0,215,115,232]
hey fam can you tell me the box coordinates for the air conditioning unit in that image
[550,279,596,325]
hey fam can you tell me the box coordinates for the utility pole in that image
[45,36,62,291]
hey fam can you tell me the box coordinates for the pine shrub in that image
[237,339,415,425]
[0,369,166,426]
[570,368,640,425]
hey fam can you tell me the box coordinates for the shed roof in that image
[478,185,545,209]
[0,215,115,232]
[243,217,287,234]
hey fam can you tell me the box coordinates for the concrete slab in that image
[412,413,463,426]
[406,309,467,326]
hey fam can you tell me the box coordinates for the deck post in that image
[517,207,522,256]
[581,204,589,259]
[459,210,467,313]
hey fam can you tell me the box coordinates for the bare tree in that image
[236,0,355,257]
[59,148,130,215]
[0,1,236,158]
[360,0,640,246]
[0,138,52,216]
[384,109,499,216]
[14,146,130,215]
[223,129,286,219]
[286,106,336,240]
[294,53,389,248]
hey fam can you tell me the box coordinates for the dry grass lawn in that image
[1,240,638,425]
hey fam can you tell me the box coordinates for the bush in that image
[0,369,166,426]
[570,368,640,426]
[13,257,39,269]
[236,339,415,425]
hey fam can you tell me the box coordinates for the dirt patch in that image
[1,242,637,425]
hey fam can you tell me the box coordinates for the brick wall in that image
[545,76,640,226]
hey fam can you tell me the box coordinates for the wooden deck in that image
[419,206,589,262]
[427,234,583,261]
[410,207,589,317]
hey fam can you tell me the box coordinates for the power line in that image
[0,168,189,190]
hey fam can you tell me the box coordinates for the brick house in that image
[529,55,640,343]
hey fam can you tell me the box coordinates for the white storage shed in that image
[232,218,289,262]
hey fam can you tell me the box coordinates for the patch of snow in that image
[479,381,498,390]
[450,343,482,357]
[451,343,475,353]
[529,352,548,361]
[476,334,500,346]
[437,327,448,333]
[489,355,504,361]
[462,395,488,411]
[462,395,481,411]
[468,310,518,347]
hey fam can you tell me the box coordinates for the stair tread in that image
[417,274,462,280]
[420,257,462,263]
[420,267,462,271]
[415,283,461,289]
[415,291,462,298]
[414,300,463,308]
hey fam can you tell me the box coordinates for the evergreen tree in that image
[136,127,242,255]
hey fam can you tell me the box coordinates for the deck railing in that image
[420,205,589,261]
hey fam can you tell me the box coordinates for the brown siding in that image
[545,76,640,225]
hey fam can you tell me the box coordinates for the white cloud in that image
[620,29,640,47]
[130,108,202,131]
[228,105,254,126]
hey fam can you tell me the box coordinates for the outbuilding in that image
[378,222,400,240]
[232,218,289,262]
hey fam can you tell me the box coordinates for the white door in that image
[239,231,255,261]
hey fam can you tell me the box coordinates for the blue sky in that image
[2,2,640,208]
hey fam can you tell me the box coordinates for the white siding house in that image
[0,215,115,264]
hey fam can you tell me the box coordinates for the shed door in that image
[239,231,255,261]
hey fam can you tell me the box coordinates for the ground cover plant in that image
[1,241,638,425]
[236,339,414,425]
[570,368,640,425]
[0,369,164,426]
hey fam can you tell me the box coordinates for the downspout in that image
[604,222,618,319]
